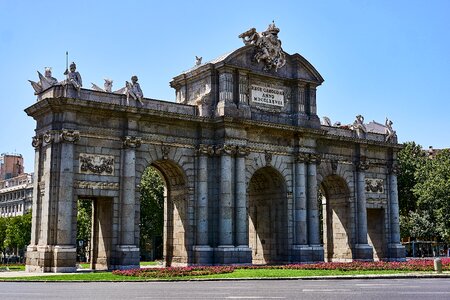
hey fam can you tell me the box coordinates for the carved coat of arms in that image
[239,22,286,72]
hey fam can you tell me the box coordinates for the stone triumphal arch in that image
[25,23,404,272]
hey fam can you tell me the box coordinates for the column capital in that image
[308,153,321,165]
[197,144,215,156]
[43,131,55,145]
[60,129,80,143]
[236,146,250,157]
[32,135,42,149]
[215,144,236,156]
[295,152,309,163]
[388,162,399,175]
[123,136,142,148]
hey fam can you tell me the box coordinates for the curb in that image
[1,272,450,282]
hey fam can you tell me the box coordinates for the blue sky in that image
[1,0,449,172]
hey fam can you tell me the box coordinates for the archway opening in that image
[139,166,164,262]
[248,167,288,264]
[139,160,188,267]
[367,208,385,260]
[319,175,353,262]
[76,196,113,270]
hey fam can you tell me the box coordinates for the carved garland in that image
[74,180,119,190]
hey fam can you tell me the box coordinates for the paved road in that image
[0,278,449,300]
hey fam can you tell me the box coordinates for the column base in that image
[387,243,406,261]
[214,246,252,264]
[112,245,140,270]
[354,244,374,261]
[291,245,324,263]
[193,245,214,265]
[25,245,77,273]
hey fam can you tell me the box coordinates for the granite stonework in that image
[25,28,404,272]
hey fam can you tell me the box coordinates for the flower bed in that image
[112,258,450,278]
[243,258,450,272]
[112,265,235,278]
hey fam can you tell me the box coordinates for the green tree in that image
[76,199,92,262]
[397,141,426,215]
[413,149,450,241]
[139,167,165,259]
[0,217,8,259]
[4,213,31,256]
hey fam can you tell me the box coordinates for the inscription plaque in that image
[251,85,284,107]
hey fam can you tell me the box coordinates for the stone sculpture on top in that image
[91,78,114,93]
[384,117,397,143]
[351,114,367,138]
[238,21,286,72]
[28,67,59,94]
[125,75,144,105]
[63,62,83,95]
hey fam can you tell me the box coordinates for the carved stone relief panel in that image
[365,178,384,193]
[79,153,114,175]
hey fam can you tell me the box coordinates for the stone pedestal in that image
[354,243,374,260]
[25,245,77,273]
[291,245,324,262]
[388,243,406,261]
[214,246,252,265]
[113,245,140,269]
[193,246,214,265]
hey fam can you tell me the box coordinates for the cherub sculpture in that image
[351,114,367,138]
[124,75,144,105]
[385,117,397,143]
[28,67,59,94]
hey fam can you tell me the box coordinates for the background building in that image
[0,153,33,217]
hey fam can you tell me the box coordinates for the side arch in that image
[135,144,195,266]
[318,171,355,262]
[247,165,289,264]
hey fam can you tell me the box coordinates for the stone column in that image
[29,136,42,247]
[307,154,321,245]
[217,145,235,246]
[56,130,79,246]
[294,153,308,245]
[118,135,141,267]
[388,163,405,260]
[196,144,211,245]
[235,146,249,247]
[354,158,374,260]
[25,135,43,272]
[215,69,237,117]
[193,144,214,264]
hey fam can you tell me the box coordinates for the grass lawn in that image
[0,268,411,281]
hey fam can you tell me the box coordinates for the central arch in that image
[139,159,188,267]
[319,175,353,262]
[248,166,288,264]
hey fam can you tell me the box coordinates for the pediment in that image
[216,45,324,84]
